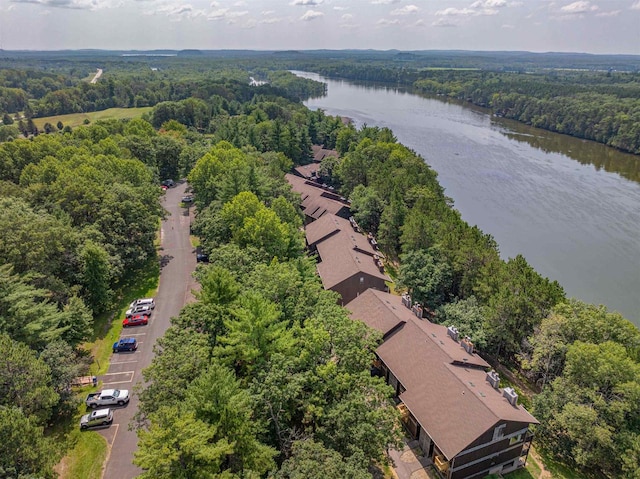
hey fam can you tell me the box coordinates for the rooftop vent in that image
[461,336,474,354]
[503,387,518,406]
[412,303,423,319]
[486,370,500,389]
[447,326,459,341]
[401,293,412,309]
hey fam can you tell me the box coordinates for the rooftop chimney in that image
[503,387,518,406]
[486,370,500,389]
[461,336,474,354]
[447,326,459,341]
[401,293,412,309]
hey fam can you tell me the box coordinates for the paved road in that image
[90,68,103,84]
[100,182,198,479]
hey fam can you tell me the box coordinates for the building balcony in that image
[434,455,450,473]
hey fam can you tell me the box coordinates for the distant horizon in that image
[2,48,640,57]
[0,0,638,55]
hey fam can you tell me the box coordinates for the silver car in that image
[80,408,114,430]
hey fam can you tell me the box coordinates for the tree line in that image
[302,62,640,155]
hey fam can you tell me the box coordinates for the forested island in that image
[0,51,639,479]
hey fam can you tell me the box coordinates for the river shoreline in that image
[296,71,640,325]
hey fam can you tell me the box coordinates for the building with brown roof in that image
[311,144,339,163]
[286,173,351,223]
[306,214,390,305]
[347,289,538,479]
[292,146,339,180]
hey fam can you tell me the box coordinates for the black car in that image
[196,253,209,263]
[162,179,175,188]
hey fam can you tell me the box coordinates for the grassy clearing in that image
[536,448,584,479]
[32,107,152,130]
[55,429,108,479]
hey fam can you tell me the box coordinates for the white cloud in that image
[261,10,274,16]
[471,0,506,7]
[413,19,426,27]
[333,6,347,10]
[208,7,229,20]
[371,0,399,4]
[631,0,640,9]
[205,7,247,22]
[10,0,120,10]
[390,5,419,15]
[435,7,477,16]
[259,16,282,24]
[300,9,323,20]
[233,1,246,6]
[432,17,458,27]
[290,0,322,6]
[501,23,515,28]
[595,9,620,16]
[341,13,352,20]
[560,1,599,13]
[376,18,400,25]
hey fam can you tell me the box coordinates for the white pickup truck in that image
[85,389,130,408]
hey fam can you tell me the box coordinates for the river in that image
[295,71,640,326]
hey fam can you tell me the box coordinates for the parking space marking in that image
[102,371,135,385]
[110,423,119,447]
[109,360,139,365]
[120,332,147,336]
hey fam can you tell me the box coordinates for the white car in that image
[125,304,153,318]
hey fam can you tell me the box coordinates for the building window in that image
[493,424,506,441]
[509,434,523,445]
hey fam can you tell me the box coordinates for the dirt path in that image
[529,447,552,479]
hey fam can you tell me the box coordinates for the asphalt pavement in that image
[100,181,198,479]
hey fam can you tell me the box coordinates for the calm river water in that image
[295,71,640,325]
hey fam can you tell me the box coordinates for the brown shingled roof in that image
[311,145,339,163]
[286,174,350,220]
[348,289,538,460]
[315,230,390,290]
[293,162,321,180]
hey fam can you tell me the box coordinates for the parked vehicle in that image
[86,389,130,408]
[123,313,148,327]
[113,337,138,353]
[161,179,175,188]
[125,304,152,318]
[80,408,114,430]
[181,195,194,203]
[129,298,155,310]
[196,253,209,263]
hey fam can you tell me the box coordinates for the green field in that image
[33,107,152,130]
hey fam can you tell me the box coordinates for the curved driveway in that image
[100,182,198,479]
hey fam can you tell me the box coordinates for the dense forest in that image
[0,53,639,479]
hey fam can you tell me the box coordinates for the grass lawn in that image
[54,429,108,479]
[32,107,152,130]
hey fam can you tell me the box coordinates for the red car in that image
[123,314,149,327]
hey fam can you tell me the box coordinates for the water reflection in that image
[494,118,640,184]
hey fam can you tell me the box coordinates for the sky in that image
[0,0,639,54]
